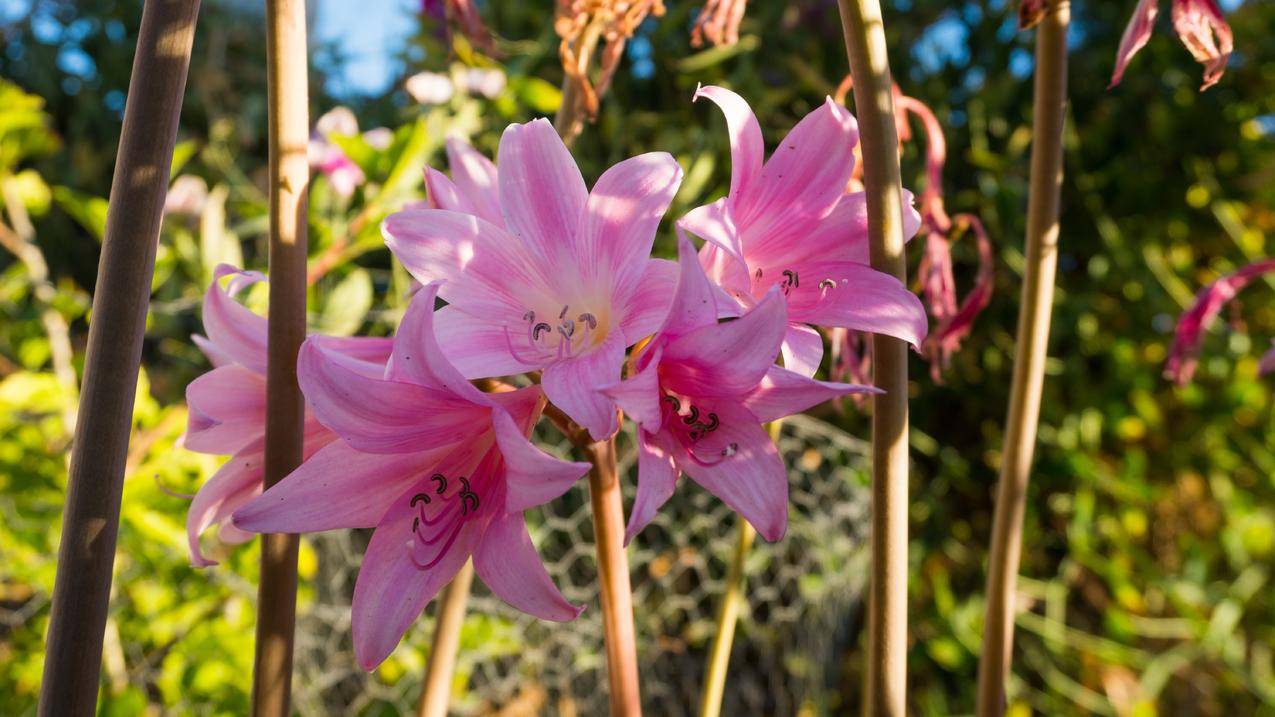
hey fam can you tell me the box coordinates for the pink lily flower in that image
[1110,0,1233,91]
[183,264,392,567]
[602,238,878,543]
[1165,258,1275,384]
[232,282,590,670]
[309,107,367,197]
[383,118,683,440]
[681,85,928,377]
[422,136,503,227]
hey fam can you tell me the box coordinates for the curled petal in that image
[1171,0,1233,90]
[1165,258,1275,385]
[1110,0,1160,89]
[692,84,764,202]
[492,408,590,513]
[662,287,788,398]
[625,431,679,545]
[187,442,264,567]
[925,215,995,381]
[473,512,584,621]
[202,264,268,373]
[183,364,266,455]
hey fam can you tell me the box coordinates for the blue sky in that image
[314,0,418,96]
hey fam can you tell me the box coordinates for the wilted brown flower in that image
[691,0,748,48]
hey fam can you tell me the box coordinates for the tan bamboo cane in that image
[416,560,476,717]
[251,1,309,714]
[36,3,201,715]
[835,1,911,714]
[975,3,1070,715]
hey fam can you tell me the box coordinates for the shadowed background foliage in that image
[1,0,1273,714]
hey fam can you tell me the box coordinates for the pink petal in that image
[696,239,754,302]
[659,235,723,338]
[472,511,583,621]
[662,287,787,397]
[183,364,266,455]
[202,264,268,373]
[692,85,764,201]
[1110,0,1159,88]
[679,197,747,276]
[617,259,678,344]
[232,440,439,534]
[540,330,627,441]
[580,152,682,300]
[383,209,550,318]
[735,98,859,246]
[192,333,234,368]
[298,337,488,454]
[388,282,490,403]
[444,136,502,225]
[187,442,264,567]
[599,347,664,434]
[674,399,787,541]
[1165,259,1275,384]
[486,385,546,433]
[1171,0,1232,90]
[624,431,679,545]
[352,482,483,671]
[492,408,590,513]
[781,261,928,348]
[314,335,395,376]
[424,166,479,215]
[743,365,879,424]
[496,119,587,269]
[780,323,825,377]
[433,305,539,378]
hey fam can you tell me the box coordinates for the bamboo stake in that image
[36,2,201,715]
[976,3,1070,715]
[416,560,476,717]
[835,1,910,714]
[586,436,643,716]
[252,1,309,715]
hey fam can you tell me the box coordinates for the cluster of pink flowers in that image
[181,86,927,670]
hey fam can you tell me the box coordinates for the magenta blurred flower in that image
[603,239,876,543]
[423,0,496,53]
[1165,258,1275,384]
[182,265,391,567]
[1110,0,1233,91]
[681,85,927,377]
[383,118,683,440]
[233,283,589,670]
[309,107,366,198]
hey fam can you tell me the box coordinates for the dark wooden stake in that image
[37,2,202,715]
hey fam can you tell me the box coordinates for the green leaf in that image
[53,186,108,241]
[315,268,373,337]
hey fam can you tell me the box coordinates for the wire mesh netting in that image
[289,414,874,716]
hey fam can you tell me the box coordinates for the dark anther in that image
[461,493,479,515]
[682,404,700,425]
[532,322,552,340]
[559,305,569,319]
[782,269,799,288]
[523,310,536,322]
[431,473,447,494]
[663,395,680,411]
[819,278,836,291]
[689,430,702,442]
[755,267,764,279]
[559,319,576,338]
[459,476,472,493]
[410,492,431,507]
[702,413,719,432]
[578,313,598,329]
[412,516,420,532]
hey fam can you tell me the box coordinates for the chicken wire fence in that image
[289,414,875,716]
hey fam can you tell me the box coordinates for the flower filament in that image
[660,393,738,466]
[407,472,482,570]
[504,305,601,365]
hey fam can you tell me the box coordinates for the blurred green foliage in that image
[2,0,1275,714]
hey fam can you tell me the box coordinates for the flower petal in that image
[693,84,764,201]
[675,399,787,541]
[473,511,584,621]
[780,323,825,378]
[662,287,787,397]
[659,235,722,338]
[352,482,482,671]
[389,282,490,403]
[1171,0,1233,90]
[232,440,440,534]
[298,337,488,454]
[1110,0,1159,88]
[679,197,748,286]
[183,364,266,455]
[781,261,929,348]
[616,259,678,344]
[624,431,679,545]
[497,119,587,270]
[445,136,502,225]
[434,305,540,378]
[187,442,264,567]
[580,152,682,299]
[424,165,478,215]
[202,264,268,373]
[540,330,627,441]
[492,408,590,513]
[743,365,879,424]
[599,346,664,434]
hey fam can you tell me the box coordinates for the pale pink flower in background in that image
[383,118,683,440]
[456,67,507,98]
[163,175,208,216]
[363,127,394,150]
[406,71,456,105]
[1110,0,1233,90]
[1164,258,1275,384]
[602,239,877,543]
[182,265,391,567]
[681,84,927,377]
[309,107,366,197]
[233,283,589,670]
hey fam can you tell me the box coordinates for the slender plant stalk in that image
[36,2,201,715]
[585,436,643,716]
[697,517,756,717]
[835,1,911,714]
[416,560,476,717]
[976,3,1070,715]
[252,1,309,715]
